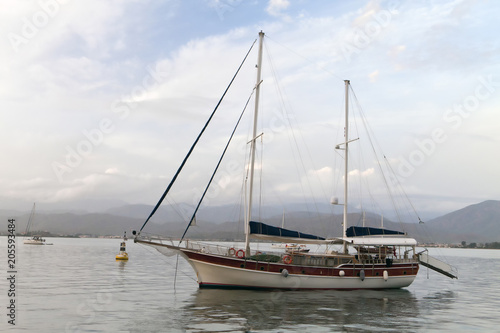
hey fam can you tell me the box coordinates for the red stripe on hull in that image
[182,249,419,278]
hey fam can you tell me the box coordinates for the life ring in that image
[236,249,245,258]
[283,255,292,264]
[228,248,236,256]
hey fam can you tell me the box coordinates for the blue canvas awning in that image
[346,226,405,237]
[249,221,325,240]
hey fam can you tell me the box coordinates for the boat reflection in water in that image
[181,288,451,332]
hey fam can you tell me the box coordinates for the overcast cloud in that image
[1,0,499,218]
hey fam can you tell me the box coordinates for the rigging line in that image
[383,155,423,222]
[264,41,306,201]
[332,88,347,198]
[350,87,401,221]
[24,202,36,237]
[258,134,263,220]
[349,100,368,224]
[240,131,252,236]
[265,35,344,81]
[136,242,197,282]
[139,38,257,233]
[243,129,254,236]
[350,86,406,225]
[166,196,189,223]
[179,89,255,243]
[266,47,312,214]
[350,100,383,226]
[265,40,328,230]
[237,175,246,236]
[173,253,180,292]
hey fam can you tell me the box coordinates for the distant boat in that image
[271,243,310,253]
[134,31,457,289]
[270,210,310,253]
[23,203,52,245]
[24,235,47,245]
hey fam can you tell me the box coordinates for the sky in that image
[1,0,499,220]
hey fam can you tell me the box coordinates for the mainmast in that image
[333,81,361,252]
[335,80,355,253]
[244,31,264,256]
[343,80,350,253]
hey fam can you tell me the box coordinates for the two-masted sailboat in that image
[134,31,457,289]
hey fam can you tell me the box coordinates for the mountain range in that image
[2,200,499,244]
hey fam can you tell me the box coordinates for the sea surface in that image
[0,236,499,332]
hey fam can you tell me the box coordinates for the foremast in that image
[245,31,264,256]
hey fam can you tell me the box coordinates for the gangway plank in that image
[419,252,458,279]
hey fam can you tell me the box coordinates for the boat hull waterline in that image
[138,240,418,290]
[190,256,417,290]
[24,235,52,245]
[24,240,45,245]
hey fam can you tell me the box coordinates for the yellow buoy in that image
[116,232,129,260]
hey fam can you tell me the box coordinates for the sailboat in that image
[23,203,51,245]
[134,31,457,289]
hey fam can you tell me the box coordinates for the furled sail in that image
[346,226,406,237]
[249,221,327,244]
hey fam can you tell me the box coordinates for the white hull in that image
[24,240,45,245]
[185,255,416,290]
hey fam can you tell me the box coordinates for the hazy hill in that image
[105,202,339,224]
[2,200,499,244]
[424,200,500,243]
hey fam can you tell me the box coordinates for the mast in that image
[343,80,350,253]
[244,31,264,256]
[24,203,36,236]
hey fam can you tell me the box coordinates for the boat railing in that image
[357,257,417,265]
[185,240,285,259]
[137,234,419,267]
[136,234,178,246]
[136,234,284,258]
[186,241,235,256]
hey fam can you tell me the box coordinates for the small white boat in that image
[271,243,310,253]
[24,235,47,245]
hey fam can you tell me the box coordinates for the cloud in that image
[348,168,375,178]
[368,70,379,82]
[105,168,121,175]
[388,45,405,58]
[266,0,290,17]
[351,1,381,28]
[1,1,499,218]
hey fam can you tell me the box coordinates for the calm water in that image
[1,237,499,332]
